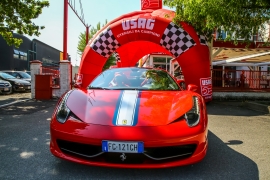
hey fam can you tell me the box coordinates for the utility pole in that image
[63,0,68,60]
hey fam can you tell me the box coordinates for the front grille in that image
[56,139,197,164]
[104,153,144,164]
[56,140,102,158]
[144,144,197,160]
[0,83,9,87]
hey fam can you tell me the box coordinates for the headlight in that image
[15,82,21,85]
[185,96,200,127]
[56,91,81,123]
[56,98,70,123]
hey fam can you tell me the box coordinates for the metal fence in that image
[212,69,270,92]
[40,67,269,92]
[41,67,60,87]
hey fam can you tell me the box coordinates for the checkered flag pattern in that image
[114,52,121,62]
[198,34,208,46]
[90,27,121,58]
[160,22,196,58]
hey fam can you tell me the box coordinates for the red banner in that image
[200,77,212,100]
[141,0,162,10]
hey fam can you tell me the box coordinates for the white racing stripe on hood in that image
[115,90,139,126]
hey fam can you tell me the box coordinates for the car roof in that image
[1,70,27,72]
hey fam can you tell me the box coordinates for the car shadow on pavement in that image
[51,130,258,180]
[206,100,268,116]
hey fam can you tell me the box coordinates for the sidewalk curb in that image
[0,98,32,108]
[213,92,270,101]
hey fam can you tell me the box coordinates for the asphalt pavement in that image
[0,92,32,108]
[0,95,270,180]
[0,92,58,115]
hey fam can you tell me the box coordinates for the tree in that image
[0,0,49,47]
[77,20,116,71]
[102,55,116,71]
[163,0,270,44]
[77,22,100,56]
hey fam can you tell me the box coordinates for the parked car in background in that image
[25,71,31,76]
[0,79,12,94]
[2,71,31,83]
[0,72,31,92]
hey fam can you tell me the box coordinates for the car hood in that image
[66,89,194,126]
[0,80,9,83]
[21,78,31,82]
[7,78,30,84]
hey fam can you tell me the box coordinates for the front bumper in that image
[13,84,31,92]
[0,86,12,94]
[50,118,208,168]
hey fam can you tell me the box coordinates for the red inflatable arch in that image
[78,8,212,102]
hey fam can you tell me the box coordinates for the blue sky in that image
[26,0,173,66]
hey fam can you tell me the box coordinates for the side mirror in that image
[187,84,198,92]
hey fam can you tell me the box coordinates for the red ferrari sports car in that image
[50,67,208,168]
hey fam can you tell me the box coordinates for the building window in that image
[42,58,53,65]
[153,57,172,71]
[13,49,27,60]
[13,49,19,59]
[19,51,27,60]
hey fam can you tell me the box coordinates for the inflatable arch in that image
[78,9,212,101]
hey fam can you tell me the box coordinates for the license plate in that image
[4,88,9,91]
[102,141,144,153]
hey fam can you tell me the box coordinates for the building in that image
[0,33,68,71]
[211,22,270,87]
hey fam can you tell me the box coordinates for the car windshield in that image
[89,68,180,91]
[19,72,31,78]
[0,72,16,79]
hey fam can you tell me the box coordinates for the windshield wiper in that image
[88,86,109,90]
[112,87,141,90]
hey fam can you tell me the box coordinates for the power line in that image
[68,0,90,28]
